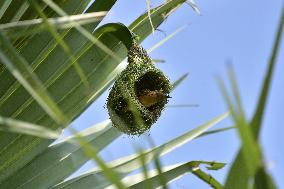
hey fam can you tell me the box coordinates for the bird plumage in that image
[138,90,171,108]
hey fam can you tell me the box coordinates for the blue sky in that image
[70,0,284,188]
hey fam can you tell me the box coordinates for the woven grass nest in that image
[107,42,171,135]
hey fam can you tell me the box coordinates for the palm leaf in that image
[119,161,224,189]
[0,116,61,139]
[0,71,194,189]
[0,120,121,189]
[54,112,228,189]
[0,0,120,181]
[224,5,284,189]
[58,161,225,189]
[0,0,190,183]
[0,12,107,38]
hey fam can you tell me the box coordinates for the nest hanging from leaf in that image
[107,42,171,135]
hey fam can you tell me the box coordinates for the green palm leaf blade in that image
[254,167,277,189]
[0,0,11,21]
[123,161,225,189]
[0,0,112,127]
[54,112,228,189]
[171,73,189,91]
[0,0,91,24]
[0,0,189,183]
[0,21,130,182]
[18,0,76,22]
[0,0,117,181]
[0,0,114,101]
[0,0,93,47]
[224,5,284,189]
[218,70,262,184]
[0,120,121,189]
[0,31,69,126]
[0,0,112,100]
[0,0,28,23]
[0,116,61,139]
[0,11,107,38]
[0,0,56,23]
[0,67,189,188]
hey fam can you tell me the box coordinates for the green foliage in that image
[53,112,228,189]
[1,0,280,188]
[223,5,284,189]
[0,0,229,188]
[0,0,119,182]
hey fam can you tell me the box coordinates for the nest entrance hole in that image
[134,71,170,111]
[135,71,168,95]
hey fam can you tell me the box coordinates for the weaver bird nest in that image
[107,42,171,135]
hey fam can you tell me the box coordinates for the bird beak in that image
[165,94,171,98]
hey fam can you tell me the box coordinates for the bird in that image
[138,89,171,108]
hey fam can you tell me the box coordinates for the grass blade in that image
[254,167,277,189]
[145,0,155,34]
[217,73,261,177]
[171,73,189,91]
[42,0,122,62]
[0,0,25,22]
[192,167,223,189]
[68,161,224,189]
[147,24,187,53]
[29,0,90,90]
[197,126,235,138]
[68,128,127,189]
[128,161,224,189]
[0,11,107,38]
[0,0,13,20]
[136,147,153,189]
[0,116,61,139]
[55,112,228,189]
[250,5,284,138]
[0,120,121,189]
[0,32,68,126]
[224,5,284,189]
[185,0,201,15]
[0,0,190,184]
[152,58,165,63]
[0,0,113,182]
